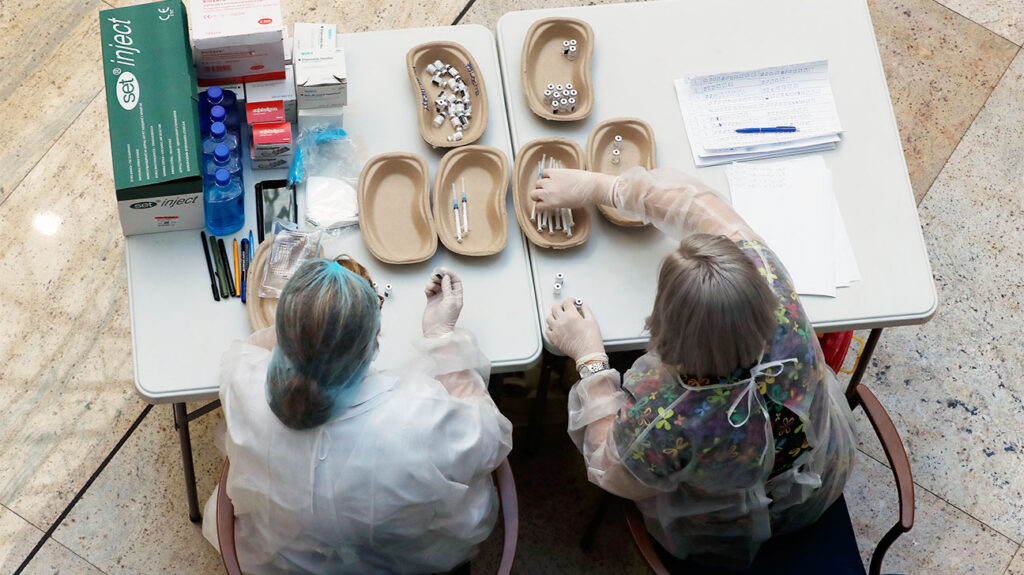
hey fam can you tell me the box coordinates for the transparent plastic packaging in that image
[288,124,365,231]
[258,222,324,298]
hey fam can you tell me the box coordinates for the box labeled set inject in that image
[100,0,204,236]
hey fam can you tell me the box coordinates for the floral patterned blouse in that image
[612,240,826,488]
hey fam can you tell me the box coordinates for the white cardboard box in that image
[293,22,336,61]
[295,48,347,109]
[246,65,296,122]
[190,0,286,85]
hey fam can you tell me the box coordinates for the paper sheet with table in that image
[676,61,843,167]
[728,156,859,297]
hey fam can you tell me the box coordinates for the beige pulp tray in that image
[434,145,510,256]
[512,137,590,249]
[520,17,594,122]
[358,152,438,264]
[586,117,657,227]
[246,239,325,331]
[407,41,489,148]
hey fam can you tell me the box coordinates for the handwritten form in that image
[676,61,844,166]
[728,156,859,297]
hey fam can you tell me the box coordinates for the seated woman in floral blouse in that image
[530,167,857,568]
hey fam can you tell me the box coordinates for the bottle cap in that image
[215,169,231,186]
[211,122,226,138]
[214,144,230,162]
[207,86,223,104]
[210,105,226,123]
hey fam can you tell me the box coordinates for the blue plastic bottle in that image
[199,86,239,135]
[205,168,245,236]
[209,104,241,134]
[204,144,242,183]
[202,122,239,157]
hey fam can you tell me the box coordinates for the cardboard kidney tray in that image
[407,41,489,148]
[358,152,438,264]
[512,137,590,249]
[434,145,509,256]
[587,117,657,226]
[520,17,594,122]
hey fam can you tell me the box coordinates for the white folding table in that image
[125,24,540,521]
[496,0,937,348]
[495,0,937,450]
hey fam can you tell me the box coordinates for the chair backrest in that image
[216,458,519,575]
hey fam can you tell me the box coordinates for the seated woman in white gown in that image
[201,257,513,574]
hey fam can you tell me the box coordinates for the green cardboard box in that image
[100,0,204,236]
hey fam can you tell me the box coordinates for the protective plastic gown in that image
[201,328,513,574]
[568,167,857,566]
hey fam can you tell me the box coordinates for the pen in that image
[210,235,229,299]
[233,239,240,296]
[240,238,248,304]
[219,238,236,297]
[200,232,220,302]
[248,230,255,260]
[735,126,797,133]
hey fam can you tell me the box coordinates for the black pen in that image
[240,238,249,304]
[210,235,229,299]
[200,232,220,302]
[219,238,236,297]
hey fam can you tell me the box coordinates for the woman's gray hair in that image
[647,233,777,377]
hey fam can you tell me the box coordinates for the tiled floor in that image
[1,0,1022,573]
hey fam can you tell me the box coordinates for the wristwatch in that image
[578,360,611,379]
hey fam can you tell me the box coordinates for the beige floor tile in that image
[852,48,1024,542]
[0,1,105,203]
[867,0,1017,204]
[0,504,45,574]
[846,449,1018,574]
[932,0,1024,45]
[21,539,104,575]
[0,94,143,529]
[460,0,640,29]
[1006,546,1024,574]
[53,404,224,575]
[282,0,467,32]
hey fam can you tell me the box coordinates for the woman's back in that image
[211,336,512,574]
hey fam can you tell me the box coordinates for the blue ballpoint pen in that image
[735,126,797,133]
[248,230,254,259]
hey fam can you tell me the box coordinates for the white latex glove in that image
[422,267,464,338]
[530,168,617,210]
[545,298,606,361]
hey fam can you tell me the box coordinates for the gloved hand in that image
[530,168,617,210]
[422,268,464,338]
[545,298,605,361]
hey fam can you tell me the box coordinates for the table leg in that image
[846,328,883,406]
[173,402,202,523]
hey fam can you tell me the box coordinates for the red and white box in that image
[251,122,292,169]
[246,100,286,125]
[190,0,286,86]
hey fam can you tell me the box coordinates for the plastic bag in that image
[259,222,324,298]
[288,123,364,231]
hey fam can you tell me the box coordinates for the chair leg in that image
[580,492,616,550]
[526,352,555,456]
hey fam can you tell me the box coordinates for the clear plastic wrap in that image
[288,124,365,230]
[258,223,323,298]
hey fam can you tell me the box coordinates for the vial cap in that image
[211,122,227,138]
[214,168,231,186]
[211,105,226,122]
[207,86,223,104]
[214,144,230,162]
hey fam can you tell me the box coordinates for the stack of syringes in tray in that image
[530,155,575,237]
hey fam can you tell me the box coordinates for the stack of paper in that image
[676,61,843,167]
[727,156,859,297]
